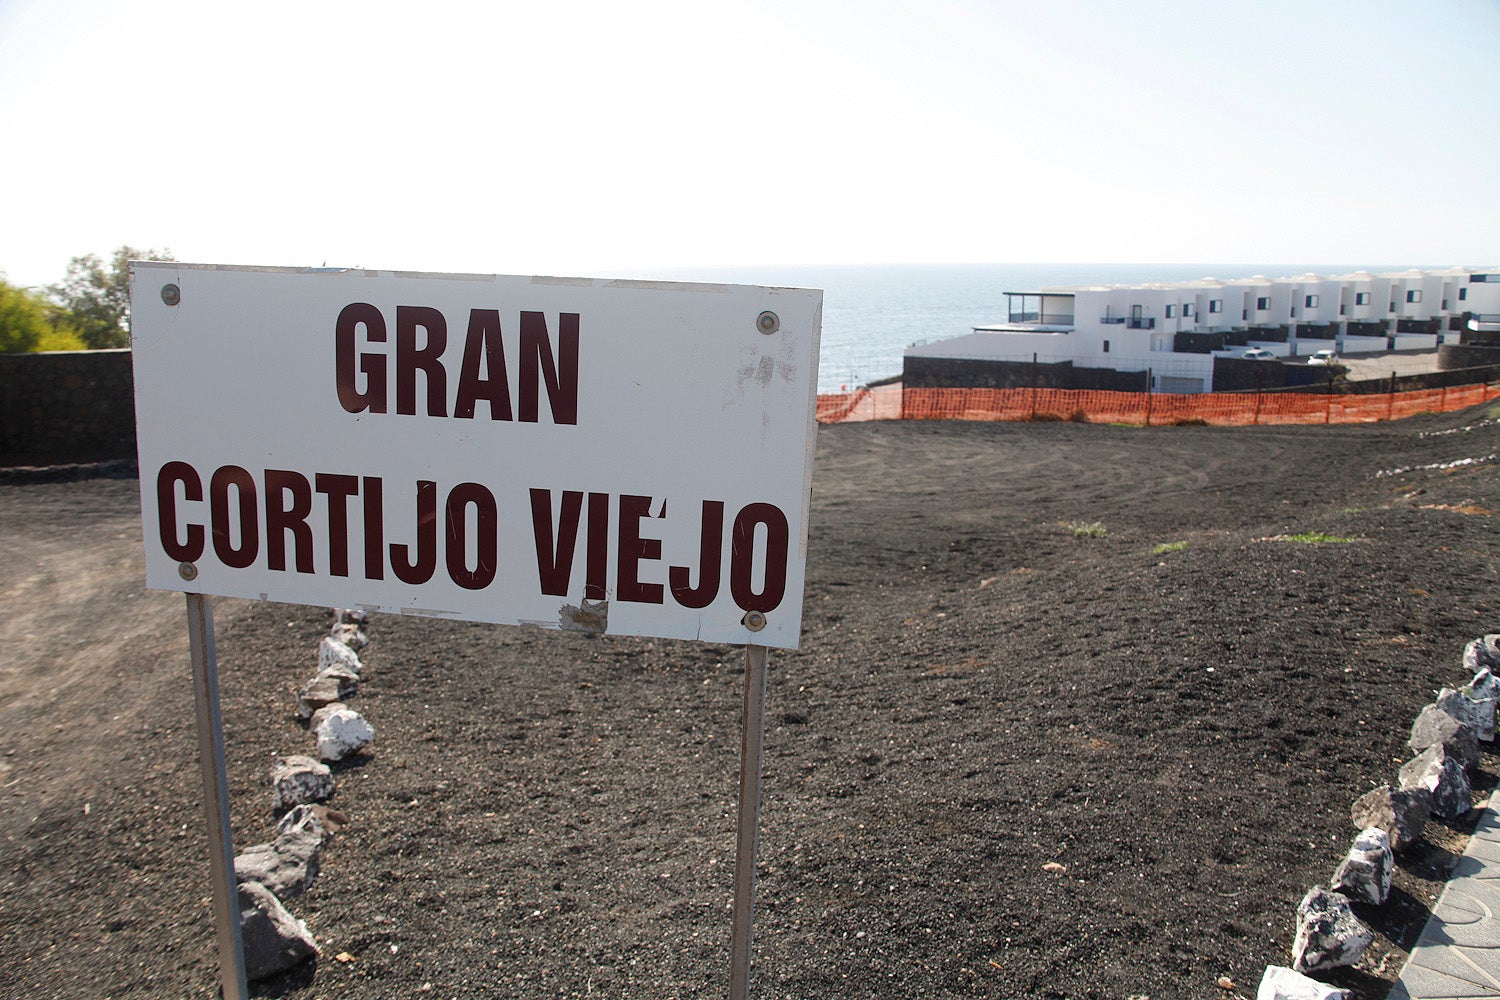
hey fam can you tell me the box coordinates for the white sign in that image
[130,263,821,649]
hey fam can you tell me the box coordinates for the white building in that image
[907,266,1500,394]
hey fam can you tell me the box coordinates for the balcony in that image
[1127,317,1156,330]
[1007,311,1075,325]
[1006,292,1076,328]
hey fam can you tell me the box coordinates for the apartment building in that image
[906,267,1500,393]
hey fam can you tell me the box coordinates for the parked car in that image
[1241,348,1276,360]
[1307,349,1339,366]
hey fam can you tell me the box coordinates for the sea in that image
[650,262,1428,393]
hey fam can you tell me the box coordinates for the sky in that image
[1,0,1497,289]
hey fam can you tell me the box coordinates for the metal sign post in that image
[185,593,248,1000]
[729,642,770,1000]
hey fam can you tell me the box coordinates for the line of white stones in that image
[1260,634,1500,1000]
[235,608,378,982]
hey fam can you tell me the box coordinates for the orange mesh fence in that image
[816,383,904,422]
[817,381,1500,427]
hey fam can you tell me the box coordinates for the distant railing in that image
[1099,316,1156,329]
[1007,312,1075,325]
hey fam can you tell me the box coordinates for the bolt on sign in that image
[131,264,822,650]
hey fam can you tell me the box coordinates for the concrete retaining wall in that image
[0,350,136,464]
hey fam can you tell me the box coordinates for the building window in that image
[1406,289,1422,303]
[1389,302,1396,312]
[1355,292,1370,305]
[1242,309,1248,320]
[1103,340,1110,353]
[1460,287,1469,300]
[1183,303,1193,317]
[1256,296,1270,310]
[1305,294,1319,308]
[1165,304,1176,318]
[1442,299,1449,310]
[1340,304,1346,315]
[1470,274,1499,282]
[1209,299,1222,314]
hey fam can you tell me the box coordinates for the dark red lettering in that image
[445,483,498,590]
[390,480,437,584]
[519,311,579,425]
[530,489,583,596]
[335,302,387,414]
[729,503,789,613]
[454,309,513,421]
[396,306,448,417]
[362,476,385,581]
[669,500,724,609]
[617,494,663,604]
[585,491,610,601]
[315,473,359,577]
[156,461,205,563]
[264,470,314,573]
[209,466,259,569]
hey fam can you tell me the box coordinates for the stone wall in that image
[903,356,1149,392]
[0,350,136,464]
[1210,357,1291,393]
[1439,343,1500,370]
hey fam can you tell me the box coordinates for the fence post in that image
[1387,371,1396,420]
[1144,368,1153,427]
[1253,369,1263,425]
[1441,383,1448,411]
[1325,374,1334,425]
[1029,353,1038,421]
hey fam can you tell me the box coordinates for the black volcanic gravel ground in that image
[3,404,1500,999]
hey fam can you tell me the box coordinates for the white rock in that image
[234,825,321,898]
[1463,635,1500,674]
[1470,666,1500,703]
[271,755,334,810]
[296,671,352,721]
[1257,965,1351,1000]
[238,880,318,981]
[315,708,374,762]
[1436,686,1495,743]
[308,702,346,732]
[1408,704,1479,769]
[317,635,363,675]
[276,803,331,840]
[1350,785,1430,852]
[329,622,368,650]
[1291,888,1373,973]
[1330,827,1392,905]
[1400,743,1473,819]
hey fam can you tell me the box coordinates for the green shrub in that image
[0,277,53,353]
[33,324,88,351]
